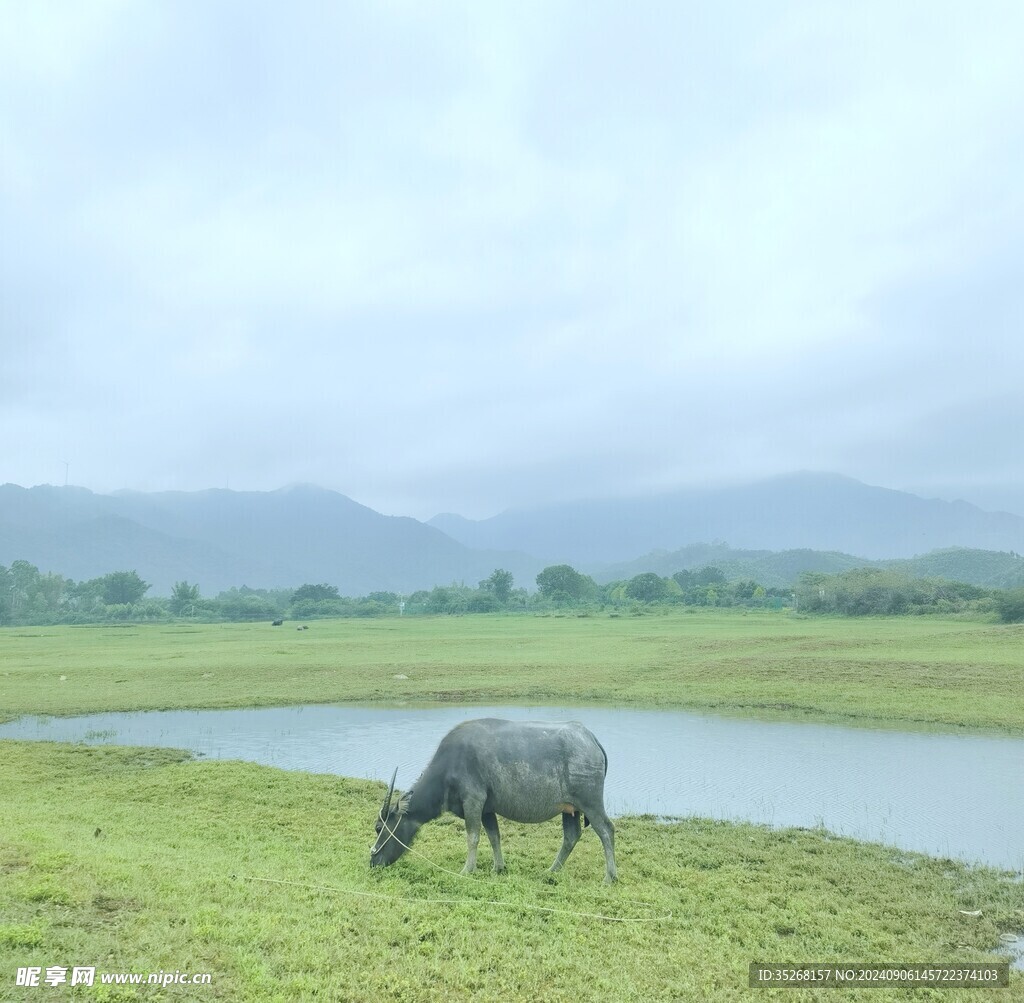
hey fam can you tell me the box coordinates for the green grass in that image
[1,742,1021,1002]
[2,611,1023,733]
[2,611,1023,999]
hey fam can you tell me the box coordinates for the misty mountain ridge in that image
[429,472,1024,564]
[0,483,540,596]
[2,472,1023,597]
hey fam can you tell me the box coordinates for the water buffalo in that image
[370,718,617,883]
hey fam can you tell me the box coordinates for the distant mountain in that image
[429,473,1024,564]
[903,483,1024,521]
[881,548,1024,589]
[5,474,1023,599]
[0,484,540,596]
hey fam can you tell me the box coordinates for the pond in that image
[2,704,1021,871]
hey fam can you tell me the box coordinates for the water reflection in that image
[2,704,1021,870]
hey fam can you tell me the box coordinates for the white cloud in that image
[2,1,1022,516]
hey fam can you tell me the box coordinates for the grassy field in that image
[2,741,1021,1002]
[1,611,1023,733]
[2,611,1023,999]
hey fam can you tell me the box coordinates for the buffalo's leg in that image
[549,811,582,872]
[463,822,480,874]
[588,810,618,884]
[482,812,505,873]
[462,801,484,874]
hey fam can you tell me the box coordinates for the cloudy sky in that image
[2,1,1022,519]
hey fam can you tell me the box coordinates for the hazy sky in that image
[3,2,1022,519]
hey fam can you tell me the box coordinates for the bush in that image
[994,588,1024,623]
[467,592,500,613]
[795,569,993,617]
[290,598,345,619]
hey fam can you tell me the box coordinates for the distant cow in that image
[271,619,284,626]
[370,718,617,883]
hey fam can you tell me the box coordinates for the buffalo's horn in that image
[382,768,398,813]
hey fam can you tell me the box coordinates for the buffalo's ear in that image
[397,792,411,814]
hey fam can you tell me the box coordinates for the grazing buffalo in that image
[370,718,617,883]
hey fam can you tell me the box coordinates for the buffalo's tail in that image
[584,735,608,830]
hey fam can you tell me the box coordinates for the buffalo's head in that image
[370,769,416,868]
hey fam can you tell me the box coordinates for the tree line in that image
[3,559,1023,626]
[792,567,1024,620]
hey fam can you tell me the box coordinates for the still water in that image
[2,704,1021,870]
